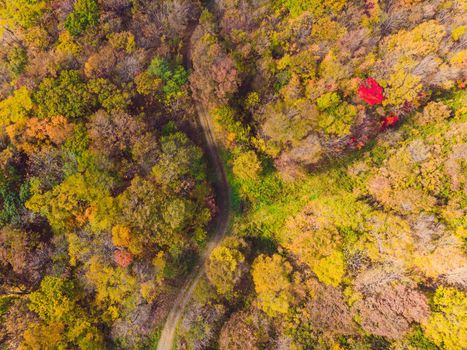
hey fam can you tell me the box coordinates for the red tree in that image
[381,115,399,129]
[358,78,385,105]
[114,250,133,268]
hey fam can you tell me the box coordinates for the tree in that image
[190,25,240,107]
[88,109,145,159]
[34,70,95,119]
[65,0,99,37]
[26,170,113,232]
[86,257,138,321]
[206,237,247,296]
[303,280,357,335]
[0,226,49,288]
[7,115,73,155]
[25,276,104,349]
[252,254,292,316]
[422,287,467,350]
[0,87,34,127]
[84,46,117,78]
[232,151,262,182]
[355,284,430,339]
[0,0,46,29]
[316,92,357,136]
[114,250,133,268]
[357,78,384,105]
[146,56,189,105]
[219,310,273,350]
[151,131,205,186]
[284,208,345,286]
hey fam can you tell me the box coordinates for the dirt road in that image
[156,105,232,350]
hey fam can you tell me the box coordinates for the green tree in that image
[34,70,96,119]
[87,79,134,112]
[147,56,189,104]
[65,0,99,37]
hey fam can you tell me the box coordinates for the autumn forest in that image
[0,0,466,349]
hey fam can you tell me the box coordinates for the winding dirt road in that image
[156,105,232,349]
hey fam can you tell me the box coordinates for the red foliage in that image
[114,250,133,268]
[381,115,399,129]
[348,137,366,150]
[358,78,385,105]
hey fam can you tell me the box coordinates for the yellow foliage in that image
[86,257,138,321]
[0,87,33,127]
[55,31,82,57]
[451,25,466,41]
[383,71,422,106]
[233,151,262,182]
[422,287,467,350]
[450,49,467,68]
[111,225,131,247]
[385,20,446,58]
[312,251,345,287]
[108,31,136,53]
[252,254,292,316]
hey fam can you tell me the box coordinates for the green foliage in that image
[26,168,113,232]
[28,276,76,322]
[87,78,134,112]
[0,166,22,225]
[34,70,95,119]
[214,106,251,144]
[152,131,205,185]
[65,0,99,36]
[316,92,357,136]
[407,327,439,350]
[277,0,346,17]
[147,56,189,104]
[316,92,341,111]
[6,45,28,77]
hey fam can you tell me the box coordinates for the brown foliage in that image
[219,310,272,350]
[84,46,117,78]
[355,284,430,339]
[0,226,50,288]
[190,27,239,108]
[88,110,146,159]
[2,299,38,349]
[305,281,357,335]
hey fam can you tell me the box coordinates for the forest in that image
[0,0,465,349]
